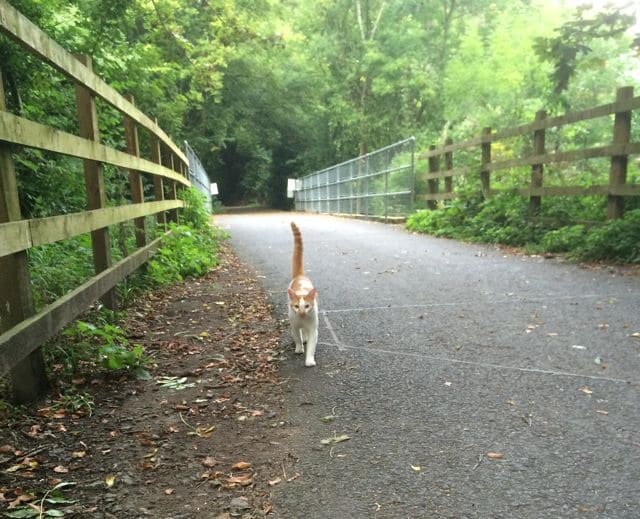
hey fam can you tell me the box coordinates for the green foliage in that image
[4,0,639,209]
[571,209,640,263]
[53,319,149,377]
[52,389,96,417]
[412,193,543,245]
[179,187,211,229]
[28,236,95,309]
[4,481,76,518]
[408,198,640,264]
[146,223,222,285]
[147,184,226,284]
[406,207,460,238]
[534,6,636,95]
[539,225,587,253]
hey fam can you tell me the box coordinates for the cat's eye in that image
[305,304,310,309]
[294,304,299,309]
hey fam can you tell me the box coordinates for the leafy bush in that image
[179,187,211,229]
[571,209,640,263]
[407,208,459,237]
[29,236,95,309]
[46,317,150,381]
[539,225,587,253]
[409,192,543,246]
[407,196,640,264]
[146,223,223,284]
[462,193,539,245]
[145,186,227,284]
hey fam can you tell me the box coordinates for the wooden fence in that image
[0,1,191,401]
[418,86,640,220]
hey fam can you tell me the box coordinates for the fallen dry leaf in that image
[105,475,116,488]
[320,434,351,445]
[201,470,224,481]
[192,425,215,438]
[53,465,69,473]
[596,410,609,416]
[268,477,282,486]
[27,425,42,438]
[202,457,218,468]
[144,448,158,459]
[164,488,175,495]
[232,461,252,470]
[578,387,593,395]
[8,493,35,509]
[486,452,504,460]
[226,474,253,487]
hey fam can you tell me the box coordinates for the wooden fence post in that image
[123,94,146,248]
[74,55,117,310]
[0,69,48,401]
[444,137,453,195]
[427,145,439,209]
[608,86,633,219]
[150,126,167,228]
[480,127,492,197]
[529,110,547,217]
[164,153,178,223]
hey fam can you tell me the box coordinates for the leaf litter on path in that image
[0,247,288,518]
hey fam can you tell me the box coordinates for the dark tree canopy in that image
[1,0,638,208]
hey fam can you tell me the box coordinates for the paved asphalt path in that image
[216,211,640,519]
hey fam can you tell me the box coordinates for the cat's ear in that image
[287,288,296,300]
[308,288,317,299]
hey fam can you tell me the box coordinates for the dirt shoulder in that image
[1,247,292,518]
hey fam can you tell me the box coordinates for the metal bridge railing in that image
[184,140,212,211]
[294,137,415,220]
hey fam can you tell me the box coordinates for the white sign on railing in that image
[287,178,297,198]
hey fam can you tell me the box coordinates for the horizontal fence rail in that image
[418,86,640,220]
[0,0,198,400]
[295,137,415,220]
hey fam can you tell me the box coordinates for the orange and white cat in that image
[288,222,318,367]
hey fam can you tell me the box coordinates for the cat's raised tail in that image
[291,222,304,278]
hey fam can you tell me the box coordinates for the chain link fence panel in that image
[294,137,415,220]
[184,141,212,211]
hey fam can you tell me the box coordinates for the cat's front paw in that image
[295,345,304,354]
[304,359,316,367]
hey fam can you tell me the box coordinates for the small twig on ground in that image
[179,412,196,432]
